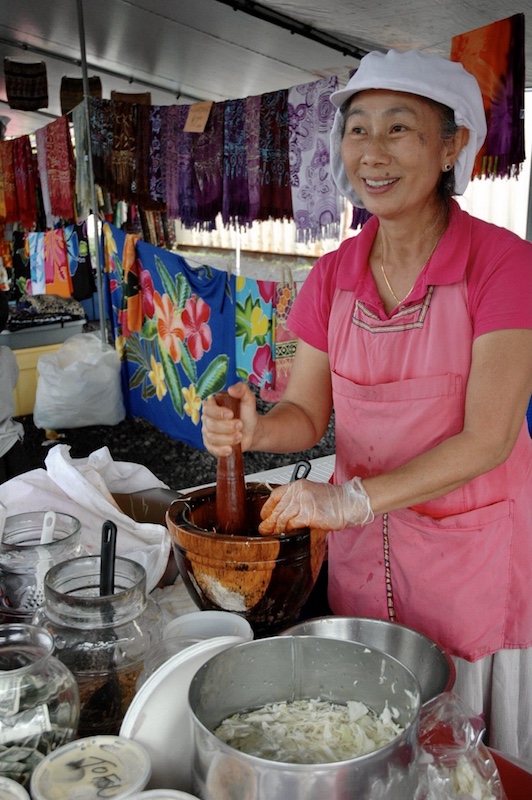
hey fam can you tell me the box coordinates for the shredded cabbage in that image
[214,697,404,764]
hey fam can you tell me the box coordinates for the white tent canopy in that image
[1,0,530,139]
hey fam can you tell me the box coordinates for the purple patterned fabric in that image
[176,105,198,229]
[288,76,341,242]
[88,97,114,188]
[193,101,224,230]
[257,89,292,222]
[149,106,165,203]
[245,94,261,222]
[165,105,181,219]
[222,98,250,226]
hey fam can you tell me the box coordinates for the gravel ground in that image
[18,391,335,491]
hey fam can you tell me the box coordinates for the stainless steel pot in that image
[281,616,455,706]
[188,636,421,799]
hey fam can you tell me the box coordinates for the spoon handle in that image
[100,520,117,596]
[215,392,247,535]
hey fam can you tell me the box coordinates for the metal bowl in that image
[188,635,421,799]
[281,616,455,706]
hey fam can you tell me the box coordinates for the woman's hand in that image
[258,477,374,535]
[201,382,259,457]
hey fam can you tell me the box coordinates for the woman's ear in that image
[445,127,470,168]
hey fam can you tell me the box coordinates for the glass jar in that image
[32,556,162,738]
[0,512,85,623]
[0,624,79,792]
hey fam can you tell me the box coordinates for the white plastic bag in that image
[414,693,507,800]
[34,333,125,429]
[0,444,171,592]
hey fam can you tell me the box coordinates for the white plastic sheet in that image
[0,445,171,592]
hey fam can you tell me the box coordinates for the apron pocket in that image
[389,501,513,661]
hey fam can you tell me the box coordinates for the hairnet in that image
[329,49,487,207]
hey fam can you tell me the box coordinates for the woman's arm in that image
[259,328,532,534]
[364,328,532,514]
[201,340,333,458]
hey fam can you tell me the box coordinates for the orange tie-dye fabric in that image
[451,14,525,180]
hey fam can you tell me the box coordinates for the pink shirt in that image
[290,200,532,352]
[288,201,532,661]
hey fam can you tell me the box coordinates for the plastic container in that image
[135,636,202,689]
[0,776,31,800]
[30,735,151,800]
[0,512,85,623]
[32,556,162,738]
[162,610,254,642]
[0,624,79,791]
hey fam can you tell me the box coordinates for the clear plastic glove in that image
[258,477,374,535]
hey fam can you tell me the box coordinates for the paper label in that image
[183,101,213,132]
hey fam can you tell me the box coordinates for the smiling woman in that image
[200,48,532,764]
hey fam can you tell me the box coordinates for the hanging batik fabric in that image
[120,233,143,334]
[165,105,181,220]
[0,140,19,224]
[222,99,250,227]
[11,231,30,300]
[44,228,74,298]
[60,76,102,116]
[4,59,48,111]
[176,105,198,229]
[260,267,298,403]
[28,232,46,294]
[43,116,76,220]
[288,76,341,243]
[89,97,114,188]
[149,105,166,205]
[351,207,373,230]
[72,104,91,222]
[103,222,238,449]
[135,104,156,209]
[34,127,53,228]
[192,102,224,230]
[111,101,137,202]
[12,135,39,229]
[258,90,292,221]
[235,276,275,392]
[450,14,525,180]
[64,223,96,301]
[244,95,261,222]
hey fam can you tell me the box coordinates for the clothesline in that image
[0,74,343,245]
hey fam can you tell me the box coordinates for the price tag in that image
[183,101,213,132]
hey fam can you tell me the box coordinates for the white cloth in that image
[0,444,171,592]
[330,48,488,206]
[453,648,532,767]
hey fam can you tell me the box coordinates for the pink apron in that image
[327,278,532,661]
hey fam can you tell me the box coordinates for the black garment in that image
[0,441,32,484]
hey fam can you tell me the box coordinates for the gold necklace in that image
[380,234,442,306]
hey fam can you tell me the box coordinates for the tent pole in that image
[76,0,107,347]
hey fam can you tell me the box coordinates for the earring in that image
[443,163,452,172]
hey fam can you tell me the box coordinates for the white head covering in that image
[330,49,487,208]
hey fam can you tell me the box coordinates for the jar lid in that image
[0,777,31,800]
[30,735,151,800]
[127,793,200,799]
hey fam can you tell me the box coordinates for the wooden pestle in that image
[215,392,247,535]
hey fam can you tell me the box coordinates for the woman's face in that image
[340,89,452,221]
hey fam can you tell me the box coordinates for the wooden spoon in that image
[215,392,247,535]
